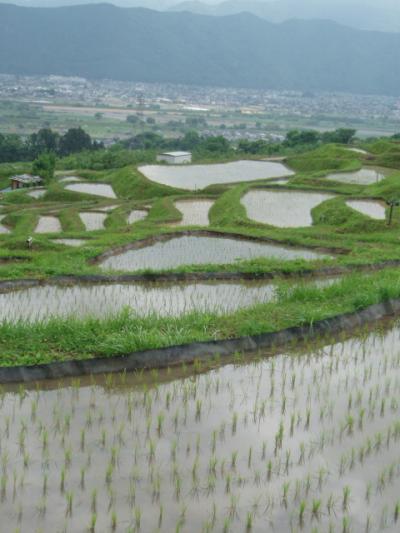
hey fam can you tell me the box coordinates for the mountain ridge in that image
[0,3,400,95]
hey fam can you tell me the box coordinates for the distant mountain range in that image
[169,0,400,33]
[1,3,400,95]
[1,0,400,33]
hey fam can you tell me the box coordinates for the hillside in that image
[1,3,400,95]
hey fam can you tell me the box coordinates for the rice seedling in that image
[0,320,399,531]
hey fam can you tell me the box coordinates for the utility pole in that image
[387,200,400,226]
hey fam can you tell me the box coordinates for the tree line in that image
[0,127,102,163]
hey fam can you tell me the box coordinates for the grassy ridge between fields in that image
[1,268,400,367]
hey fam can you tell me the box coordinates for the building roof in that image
[11,174,42,184]
[159,151,192,157]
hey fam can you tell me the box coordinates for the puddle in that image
[34,216,61,233]
[65,183,117,198]
[241,190,334,227]
[128,210,148,224]
[79,212,107,231]
[270,178,289,185]
[0,280,282,323]
[0,214,10,234]
[139,160,295,190]
[347,147,369,155]
[52,239,88,247]
[326,168,384,185]
[173,199,214,226]
[100,235,329,272]
[97,205,119,212]
[27,188,46,199]
[346,200,387,220]
[0,321,399,532]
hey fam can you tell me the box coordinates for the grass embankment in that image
[1,268,400,367]
[2,140,400,368]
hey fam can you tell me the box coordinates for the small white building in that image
[156,151,192,165]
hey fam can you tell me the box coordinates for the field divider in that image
[1,293,400,383]
[1,258,400,292]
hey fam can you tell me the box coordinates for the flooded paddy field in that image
[1,320,400,531]
[0,280,283,323]
[139,160,295,190]
[97,205,119,212]
[52,239,88,247]
[99,235,329,272]
[65,183,117,199]
[59,176,82,183]
[79,212,107,231]
[241,190,334,227]
[34,216,62,234]
[346,200,387,220]
[174,200,214,226]
[326,168,384,185]
[27,188,46,199]
[127,210,148,224]
[347,148,369,155]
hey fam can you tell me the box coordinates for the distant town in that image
[0,73,399,144]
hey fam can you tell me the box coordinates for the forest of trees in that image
[0,127,102,164]
[0,126,377,173]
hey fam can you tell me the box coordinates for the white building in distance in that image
[156,151,192,164]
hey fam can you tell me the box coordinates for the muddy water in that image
[127,210,148,224]
[1,321,400,532]
[326,168,384,185]
[100,235,329,272]
[346,199,387,220]
[0,281,279,323]
[0,214,10,234]
[174,199,214,226]
[241,190,334,227]
[139,160,295,190]
[52,239,88,247]
[65,183,117,199]
[79,212,107,231]
[34,216,62,233]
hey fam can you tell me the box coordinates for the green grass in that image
[286,144,361,173]
[1,269,400,366]
[1,140,400,366]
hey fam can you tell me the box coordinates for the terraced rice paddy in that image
[34,216,61,234]
[326,168,384,185]
[1,320,400,532]
[65,183,117,198]
[97,205,118,212]
[79,212,107,231]
[27,188,46,199]
[100,235,328,272]
[346,200,387,220]
[347,148,369,155]
[59,176,82,183]
[241,190,334,227]
[0,214,10,234]
[139,160,295,190]
[0,281,281,322]
[52,239,88,247]
[127,210,148,224]
[174,200,214,226]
